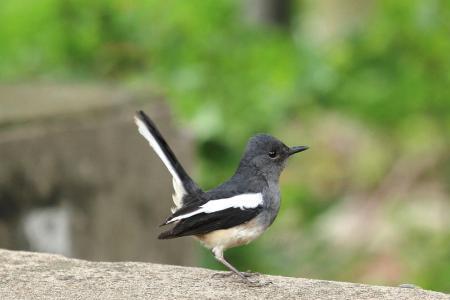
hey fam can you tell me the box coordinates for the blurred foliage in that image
[0,0,449,292]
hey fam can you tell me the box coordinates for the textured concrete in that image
[0,83,196,265]
[0,249,448,300]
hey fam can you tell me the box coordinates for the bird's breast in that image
[262,181,281,226]
[195,217,266,251]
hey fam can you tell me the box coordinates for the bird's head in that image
[238,134,308,180]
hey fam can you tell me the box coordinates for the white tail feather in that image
[135,116,186,209]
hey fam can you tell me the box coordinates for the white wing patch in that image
[167,193,263,224]
[134,116,185,209]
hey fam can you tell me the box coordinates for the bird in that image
[134,110,308,286]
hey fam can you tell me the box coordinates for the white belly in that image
[195,218,265,251]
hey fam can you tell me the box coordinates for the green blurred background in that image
[0,0,449,292]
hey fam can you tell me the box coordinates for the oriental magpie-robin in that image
[134,110,308,286]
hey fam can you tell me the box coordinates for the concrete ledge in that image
[0,249,447,300]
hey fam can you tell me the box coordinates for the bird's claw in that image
[211,271,271,287]
[244,278,273,287]
[211,271,260,279]
[211,272,233,278]
[243,270,261,277]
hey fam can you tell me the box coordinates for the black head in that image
[238,134,308,180]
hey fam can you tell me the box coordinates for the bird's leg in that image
[211,248,248,282]
[211,248,271,287]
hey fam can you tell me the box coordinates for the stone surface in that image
[0,249,448,300]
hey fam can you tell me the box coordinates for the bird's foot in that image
[211,271,271,287]
[211,270,260,278]
[243,270,261,277]
[211,271,233,278]
[243,277,273,287]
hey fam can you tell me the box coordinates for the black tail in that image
[135,110,200,196]
[158,229,177,239]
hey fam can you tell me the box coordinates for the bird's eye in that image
[268,151,277,158]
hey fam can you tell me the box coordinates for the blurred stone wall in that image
[0,84,196,266]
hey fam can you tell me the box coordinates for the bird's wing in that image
[134,110,200,210]
[158,193,264,238]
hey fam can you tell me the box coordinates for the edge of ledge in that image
[0,249,448,300]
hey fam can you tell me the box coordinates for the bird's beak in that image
[288,145,309,156]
